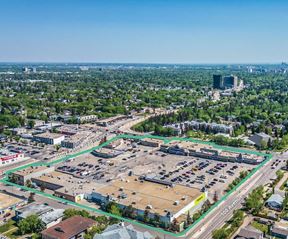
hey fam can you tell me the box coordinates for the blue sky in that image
[0,0,287,63]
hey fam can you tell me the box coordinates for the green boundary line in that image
[0,134,272,238]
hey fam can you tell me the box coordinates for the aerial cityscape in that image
[1,1,288,239]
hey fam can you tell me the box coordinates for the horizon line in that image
[0,61,287,65]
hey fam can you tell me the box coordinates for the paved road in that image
[183,153,284,239]
[140,153,284,239]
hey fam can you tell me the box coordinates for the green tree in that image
[18,215,45,235]
[63,208,90,219]
[27,120,35,129]
[106,202,122,217]
[212,228,228,239]
[245,186,264,214]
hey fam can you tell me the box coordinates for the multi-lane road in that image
[181,153,285,239]
[137,152,284,239]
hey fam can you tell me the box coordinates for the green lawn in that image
[251,221,269,234]
[280,179,288,190]
[0,220,16,233]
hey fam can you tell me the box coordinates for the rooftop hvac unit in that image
[146,205,153,209]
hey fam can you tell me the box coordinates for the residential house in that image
[41,215,96,239]
[94,223,154,239]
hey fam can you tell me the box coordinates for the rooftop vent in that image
[146,205,153,209]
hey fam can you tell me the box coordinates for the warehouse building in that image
[10,165,55,185]
[61,132,88,149]
[33,132,65,145]
[88,175,207,227]
[140,138,163,148]
[92,148,123,158]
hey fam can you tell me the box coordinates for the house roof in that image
[16,203,64,225]
[236,225,263,239]
[248,132,272,146]
[266,194,284,205]
[94,224,154,239]
[16,203,52,218]
[41,209,64,225]
[271,226,288,236]
[41,216,95,239]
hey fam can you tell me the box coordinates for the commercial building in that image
[56,125,78,136]
[91,148,123,158]
[33,132,65,145]
[104,139,123,149]
[96,115,128,127]
[10,165,55,185]
[94,223,154,239]
[10,127,27,135]
[0,149,26,167]
[22,170,91,202]
[160,141,264,165]
[223,75,238,89]
[89,175,207,226]
[213,74,238,90]
[140,138,163,148]
[61,132,88,149]
[77,115,98,124]
[213,74,223,89]
[15,203,64,228]
[35,122,62,131]
[41,215,96,239]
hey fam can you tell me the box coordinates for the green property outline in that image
[0,134,272,238]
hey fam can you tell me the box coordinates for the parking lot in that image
[51,138,256,200]
[4,141,66,161]
[153,155,255,197]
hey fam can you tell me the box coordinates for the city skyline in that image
[0,0,288,63]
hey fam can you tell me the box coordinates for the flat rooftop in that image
[0,148,21,157]
[0,192,24,210]
[63,132,89,143]
[164,140,214,152]
[16,203,52,217]
[14,165,54,176]
[141,138,164,144]
[92,148,123,154]
[96,175,202,216]
[34,132,64,139]
[166,140,263,161]
[96,115,126,123]
[34,171,103,196]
